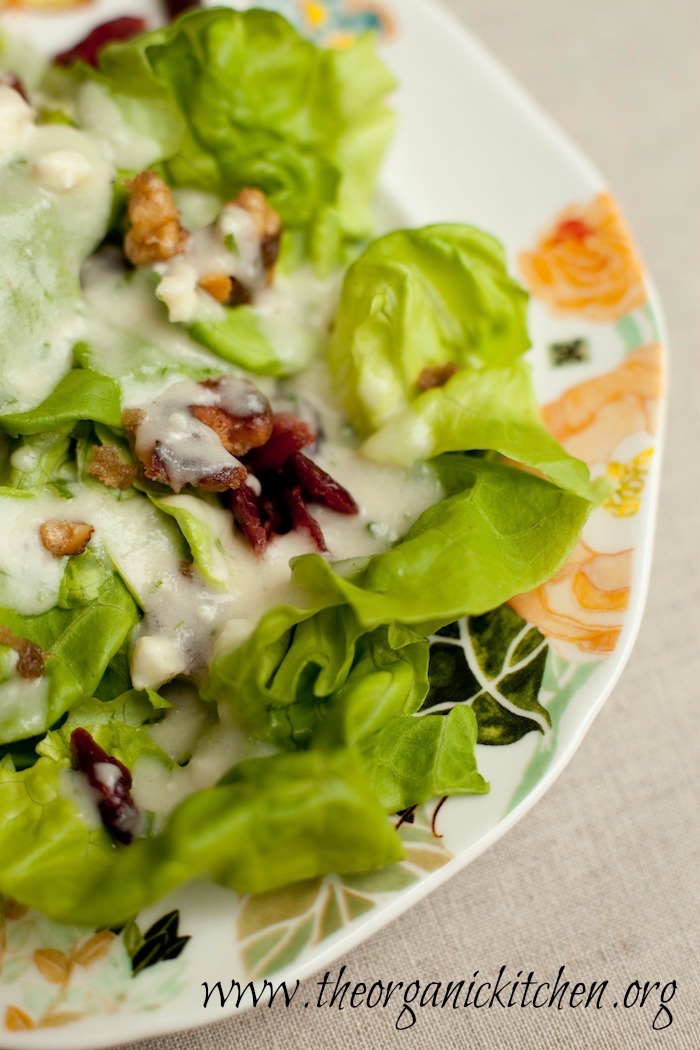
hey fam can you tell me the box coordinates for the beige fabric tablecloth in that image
[121,1,700,1046]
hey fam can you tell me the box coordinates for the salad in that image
[0,7,595,928]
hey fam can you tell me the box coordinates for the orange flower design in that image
[511,344,663,660]
[520,193,647,321]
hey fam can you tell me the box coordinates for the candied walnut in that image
[232,187,282,281]
[88,444,137,490]
[40,520,94,557]
[191,379,273,457]
[124,171,190,266]
[140,445,248,494]
[416,362,459,392]
[0,626,45,681]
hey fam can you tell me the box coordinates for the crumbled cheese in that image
[31,149,93,193]
[130,635,188,690]
[155,259,201,323]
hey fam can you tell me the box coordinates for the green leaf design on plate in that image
[422,604,550,745]
[127,910,190,976]
[237,805,452,979]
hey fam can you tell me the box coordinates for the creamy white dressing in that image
[80,252,238,403]
[133,701,275,829]
[0,675,49,743]
[0,492,69,614]
[154,205,265,324]
[0,84,35,161]
[256,266,342,373]
[0,93,112,413]
[129,379,244,493]
[76,81,162,170]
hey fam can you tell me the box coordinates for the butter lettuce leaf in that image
[328,224,530,433]
[37,691,173,770]
[362,364,591,496]
[0,368,123,437]
[208,600,429,749]
[361,705,489,812]
[0,127,111,415]
[0,550,139,743]
[291,457,592,628]
[0,747,402,926]
[69,9,395,244]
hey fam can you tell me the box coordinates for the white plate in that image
[0,1,666,1045]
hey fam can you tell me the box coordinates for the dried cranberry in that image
[290,453,358,515]
[242,414,316,475]
[54,17,148,69]
[70,728,141,845]
[284,486,328,552]
[229,485,268,554]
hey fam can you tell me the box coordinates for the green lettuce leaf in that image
[209,596,429,749]
[6,427,73,492]
[361,705,489,812]
[0,550,139,743]
[70,9,395,242]
[147,492,230,587]
[0,747,402,926]
[0,368,123,437]
[360,363,591,496]
[0,126,111,415]
[37,692,173,770]
[290,456,592,628]
[328,224,530,433]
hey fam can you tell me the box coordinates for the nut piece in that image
[191,378,273,457]
[40,521,94,557]
[416,362,459,392]
[0,625,45,680]
[88,444,137,490]
[124,171,190,266]
[232,187,282,278]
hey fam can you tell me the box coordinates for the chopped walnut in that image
[88,444,137,490]
[124,171,190,266]
[124,378,271,494]
[142,448,247,493]
[0,625,45,681]
[232,187,282,281]
[191,378,273,457]
[40,521,94,558]
[416,362,459,392]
